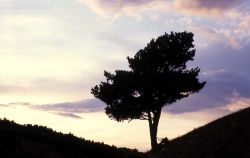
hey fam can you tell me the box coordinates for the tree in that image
[91,32,206,151]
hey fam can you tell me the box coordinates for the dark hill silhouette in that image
[0,119,143,158]
[0,107,249,158]
[157,107,250,158]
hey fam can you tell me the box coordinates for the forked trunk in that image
[147,109,161,152]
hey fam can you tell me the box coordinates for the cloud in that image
[78,0,245,19]
[174,0,244,17]
[163,37,250,113]
[191,24,221,41]
[212,12,250,49]
[0,99,105,119]
[76,0,249,51]
[2,68,250,118]
[34,69,250,116]
[8,102,33,106]
[175,0,243,10]
[194,41,250,73]
[53,112,82,119]
[0,76,96,104]
[164,68,250,114]
[231,15,250,47]
[225,98,250,112]
[236,15,250,37]
[5,39,250,116]
[77,0,170,20]
[37,99,105,113]
[77,0,250,50]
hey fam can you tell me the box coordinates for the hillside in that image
[159,107,250,158]
[0,107,249,158]
[0,119,143,158]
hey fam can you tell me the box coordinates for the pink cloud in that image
[225,98,250,112]
[191,24,221,40]
[78,0,245,19]
[220,14,250,49]
[77,0,170,20]
[235,15,250,38]
[174,0,244,17]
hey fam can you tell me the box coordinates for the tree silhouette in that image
[91,32,206,151]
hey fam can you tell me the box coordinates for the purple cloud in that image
[78,0,170,19]
[79,0,245,18]
[0,99,105,119]
[174,0,244,16]
[37,99,105,113]
[184,0,243,9]
[54,112,82,119]
[38,68,250,115]
[36,42,250,115]
[6,42,250,116]
[166,70,250,113]
[165,39,250,113]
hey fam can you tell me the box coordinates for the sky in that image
[0,0,250,151]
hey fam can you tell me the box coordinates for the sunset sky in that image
[1,0,250,151]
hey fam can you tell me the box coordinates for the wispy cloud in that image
[165,69,250,113]
[174,0,244,17]
[77,0,170,20]
[2,0,250,123]
[78,0,250,49]
[225,98,250,112]
[0,99,105,119]
[54,112,82,119]
[35,99,105,119]
[79,0,245,19]
[190,24,221,42]
[37,99,105,113]
[37,70,250,115]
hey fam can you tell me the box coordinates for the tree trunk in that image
[148,109,161,152]
[149,121,158,151]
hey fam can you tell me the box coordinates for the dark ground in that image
[0,107,249,158]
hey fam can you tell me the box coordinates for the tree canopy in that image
[91,31,206,151]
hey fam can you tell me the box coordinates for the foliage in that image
[92,32,205,122]
[91,32,206,150]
